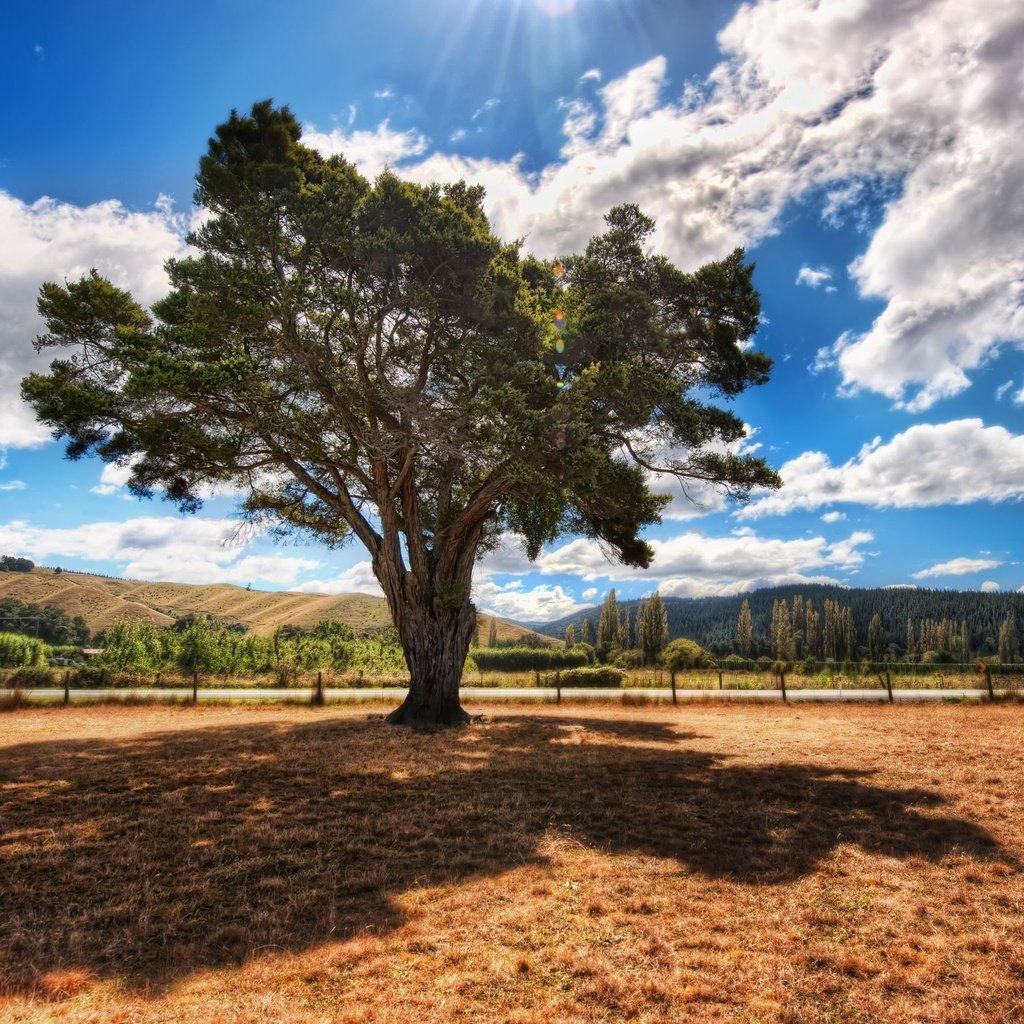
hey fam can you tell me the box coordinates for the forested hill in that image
[536,584,1024,658]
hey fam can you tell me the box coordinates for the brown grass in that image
[1,702,1022,1022]
[0,567,548,641]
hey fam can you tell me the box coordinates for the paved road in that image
[6,686,1010,703]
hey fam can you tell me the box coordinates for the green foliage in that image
[661,638,717,670]
[472,646,589,672]
[0,556,34,572]
[557,666,626,688]
[0,632,50,668]
[636,590,669,664]
[0,598,89,645]
[612,647,645,668]
[8,666,56,686]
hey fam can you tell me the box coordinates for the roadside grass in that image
[1,703,1022,1023]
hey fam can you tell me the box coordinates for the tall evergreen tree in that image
[638,591,669,664]
[564,623,576,648]
[598,590,621,648]
[867,612,885,663]
[487,615,498,648]
[737,598,752,658]
[998,613,1019,664]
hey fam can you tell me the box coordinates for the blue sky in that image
[2,0,1023,623]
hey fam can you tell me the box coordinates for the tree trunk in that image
[385,595,476,727]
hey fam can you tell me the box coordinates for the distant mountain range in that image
[533,583,1024,656]
[0,567,547,643]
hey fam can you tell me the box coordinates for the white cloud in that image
[995,379,1014,401]
[912,557,1002,580]
[981,580,1000,593]
[820,511,846,523]
[374,88,394,100]
[741,419,1024,518]
[474,579,590,622]
[302,120,429,177]
[0,191,189,449]
[578,68,602,85]
[91,462,134,496]
[581,587,598,600]
[0,480,27,492]
[659,572,845,599]
[293,560,384,598]
[1014,386,1024,407]
[472,99,500,121]
[532,527,873,587]
[384,1,1024,410]
[796,265,832,288]
[0,516,318,586]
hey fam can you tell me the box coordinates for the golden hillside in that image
[0,568,548,643]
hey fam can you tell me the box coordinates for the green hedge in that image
[472,646,590,672]
[555,666,626,688]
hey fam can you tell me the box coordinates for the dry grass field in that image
[1,702,1022,1023]
[0,568,546,641]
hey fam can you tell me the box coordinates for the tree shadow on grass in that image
[0,712,1012,994]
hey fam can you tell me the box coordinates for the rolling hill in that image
[0,567,550,643]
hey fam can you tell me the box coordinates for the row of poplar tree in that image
[564,589,670,665]
[739,596,1021,663]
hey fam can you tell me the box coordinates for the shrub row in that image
[471,646,591,672]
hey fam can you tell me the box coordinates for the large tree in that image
[22,101,779,725]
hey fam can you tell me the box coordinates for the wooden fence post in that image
[718,670,723,690]
[313,670,325,706]
[885,670,893,704]
[556,670,561,705]
[671,669,677,706]
[192,671,198,705]
[63,670,70,706]
[985,665,994,702]
[779,669,787,703]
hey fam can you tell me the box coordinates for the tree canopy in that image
[23,100,779,725]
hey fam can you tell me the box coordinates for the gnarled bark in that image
[384,596,476,727]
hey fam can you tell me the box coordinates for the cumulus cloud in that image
[796,265,832,288]
[659,572,845,599]
[581,587,598,600]
[912,557,1002,580]
[473,579,590,622]
[0,480,27,492]
[293,560,384,598]
[302,120,429,178]
[531,527,873,585]
[980,580,1000,593]
[0,516,318,587]
[374,0,1023,410]
[0,191,189,449]
[741,419,1024,518]
[820,511,846,523]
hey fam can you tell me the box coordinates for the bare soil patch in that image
[1,702,1022,1022]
